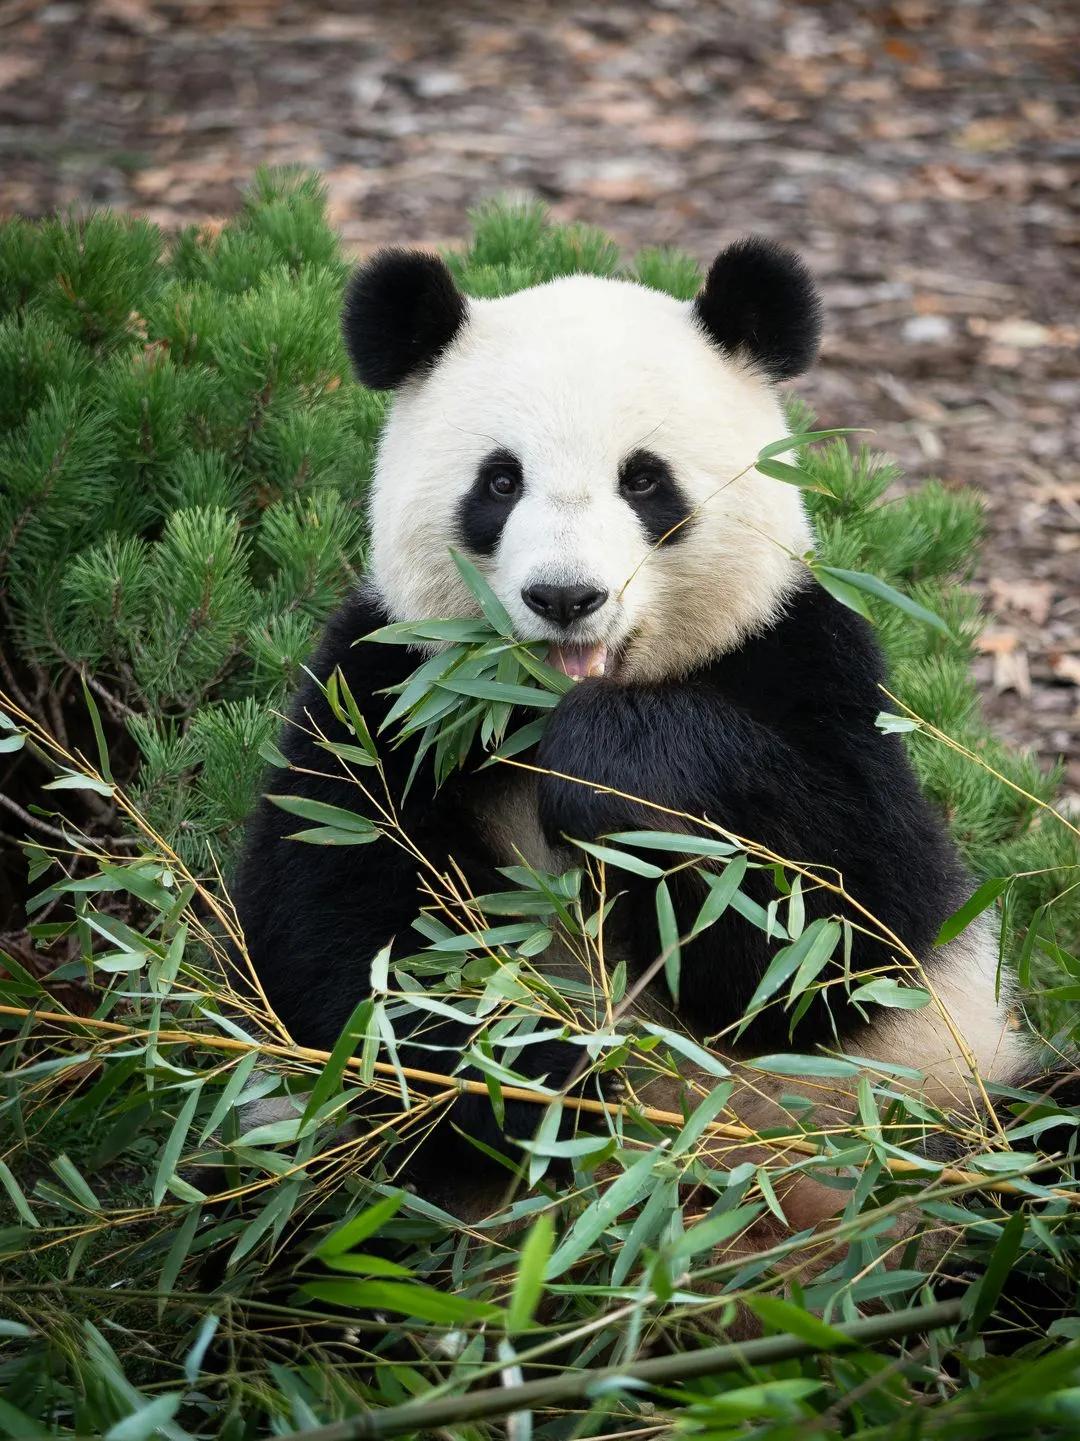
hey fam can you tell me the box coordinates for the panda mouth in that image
[547,641,610,680]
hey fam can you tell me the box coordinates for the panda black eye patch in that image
[618,450,693,545]
[456,449,524,557]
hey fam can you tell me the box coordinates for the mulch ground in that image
[2,0,1078,796]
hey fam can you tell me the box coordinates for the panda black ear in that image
[693,236,822,381]
[341,249,468,390]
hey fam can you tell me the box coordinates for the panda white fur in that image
[235,240,1033,1215]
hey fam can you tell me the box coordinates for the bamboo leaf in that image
[965,1209,1026,1333]
[199,1052,260,1143]
[321,1253,412,1277]
[691,854,749,938]
[183,1314,220,1386]
[437,676,560,708]
[43,770,114,796]
[317,1192,404,1259]
[302,1279,501,1324]
[158,1206,201,1317]
[640,1023,730,1079]
[481,715,549,766]
[50,1154,101,1212]
[80,675,113,783]
[104,1395,182,1441]
[231,1181,300,1265]
[875,711,919,735]
[745,1294,850,1347]
[605,830,739,858]
[671,1202,764,1261]
[935,878,1009,946]
[570,839,665,879]
[757,428,866,461]
[267,794,376,833]
[450,547,516,636]
[300,997,374,1130]
[286,826,380,845]
[529,1099,564,1188]
[810,565,873,622]
[744,919,840,1018]
[258,737,290,768]
[154,1087,200,1208]
[656,878,681,1004]
[545,1147,659,1279]
[364,618,495,644]
[850,977,932,1009]
[507,1213,555,1334]
[813,564,952,637]
[756,457,833,495]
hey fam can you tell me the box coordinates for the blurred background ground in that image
[1,0,1078,795]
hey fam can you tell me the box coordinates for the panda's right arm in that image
[234,589,590,1172]
[235,590,461,1043]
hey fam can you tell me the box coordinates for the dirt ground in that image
[2,0,1078,795]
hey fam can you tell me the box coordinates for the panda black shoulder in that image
[708,579,888,725]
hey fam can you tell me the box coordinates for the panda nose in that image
[521,583,609,628]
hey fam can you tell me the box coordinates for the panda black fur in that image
[234,240,1035,1207]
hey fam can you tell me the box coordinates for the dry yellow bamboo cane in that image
[2,1001,1075,1203]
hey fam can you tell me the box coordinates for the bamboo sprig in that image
[1,1002,1074,1203]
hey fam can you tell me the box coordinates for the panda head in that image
[343,240,822,683]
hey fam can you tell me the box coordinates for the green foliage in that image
[2,176,1079,1438]
[1,697,1078,1439]
[0,170,376,865]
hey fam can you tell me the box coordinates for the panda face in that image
[349,246,821,683]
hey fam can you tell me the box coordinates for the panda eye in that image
[487,470,519,498]
[479,453,522,500]
[620,450,673,501]
[621,468,659,498]
[620,460,666,499]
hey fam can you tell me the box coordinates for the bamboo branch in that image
[1,1002,1074,1203]
[291,1299,964,1441]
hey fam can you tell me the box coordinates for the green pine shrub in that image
[0,171,383,865]
[2,176,1080,1439]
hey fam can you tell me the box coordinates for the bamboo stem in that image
[291,1298,964,1441]
[1,1003,1073,1202]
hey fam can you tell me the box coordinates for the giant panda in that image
[234,238,1035,1223]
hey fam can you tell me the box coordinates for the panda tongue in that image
[548,642,609,680]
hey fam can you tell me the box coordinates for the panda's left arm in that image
[534,641,964,1037]
[536,677,804,845]
[534,587,948,891]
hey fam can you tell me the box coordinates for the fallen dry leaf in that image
[977,629,1019,656]
[988,578,1055,626]
[1049,654,1080,688]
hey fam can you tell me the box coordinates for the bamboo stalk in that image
[291,1298,964,1441]
[2,1002,1073,1202]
